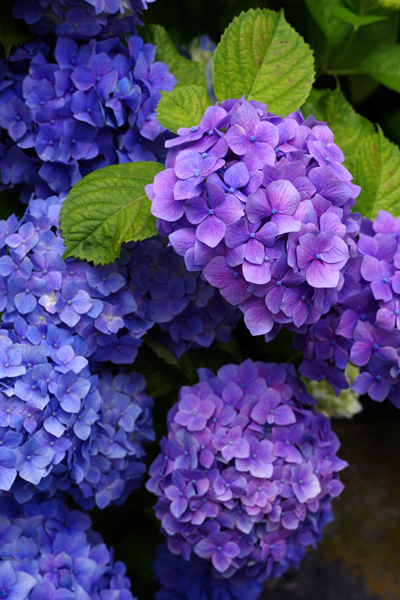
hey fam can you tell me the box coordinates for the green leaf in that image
[213,8,315,115]
[141,24,207,88]
[0,4,34,57]
[305,0,352,48]
[60,162,164,265]
[331,4,387,26]
[329,6,398,72]
[354,128,400,218]
[144,340,179,367]
[301,88,375,172]
[357,45,400,93]
[156,85,211,133]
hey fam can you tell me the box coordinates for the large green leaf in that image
[61,162,164,265]
[357,45,400,94]
[213,8,315,115]
[0,4,34,57]
[156,85,211,133]
[301,88,375,172]
[354,128,400,218]
[142,24,207,88]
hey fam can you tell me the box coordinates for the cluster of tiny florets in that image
[0,189,241,506]
[0,0,175,201]
[147,359,346,581]
[152,542,263,600]
[298,210,400,406]
[0,495,137,600]
[147,99,361,341]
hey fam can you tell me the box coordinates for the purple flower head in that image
[150,96,358,340]
[147,359,346,580]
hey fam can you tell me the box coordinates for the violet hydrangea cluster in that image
[0,0,175,201]
[152,542,263,600]
[146,359,346,582]
[147,98,361,340]
[297,210,400,407]
[0,494,137,600]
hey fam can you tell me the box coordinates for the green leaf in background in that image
[60,162,164,265]
[305,0,351,50]
[156,85,211,133]
[213,8,315,115]
[141,24,207,88]
[331,4,387,27]
[358,45,400,94]
[301,88,375,172]
[328,4,398,73]
[354,128,400,218]
[144,340,179,367]
[0,4,34,57]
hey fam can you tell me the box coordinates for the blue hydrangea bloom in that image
[0,495,137,600]
[153,542,263,600]
[0,3,175,200]
[146,359,346,581]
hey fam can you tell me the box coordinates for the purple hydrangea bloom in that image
[147,98,360,342]
[146,359,346,581]
[296,209,400,407]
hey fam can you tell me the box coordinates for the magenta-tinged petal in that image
[271,213,301,235]
[350,342,372,366]
[306,260,339,288]
[224,162,249,189]
[266,179,300,215]
[225,125,250,156]
[152,190,184,221]
[203,257,232,288]
[244,238,265,264]
[242,260,272,285]
[255,120,279,147]
[212,550,231,573]
[196,215,226,248]
[360,255,379,282]
[246,189,271,223]
[216,196,244,224]
[184,196,209,224]
[244,305,274,336]
[273,405,296,425]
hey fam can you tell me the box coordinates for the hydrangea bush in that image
[1,0,400,598]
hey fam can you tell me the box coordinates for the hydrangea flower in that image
[1,5,175,199]
[147,99,361,341]
[153,542,263,600]
[297,210,400,407]
[0,495,137,600]
[146,359,346,581]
